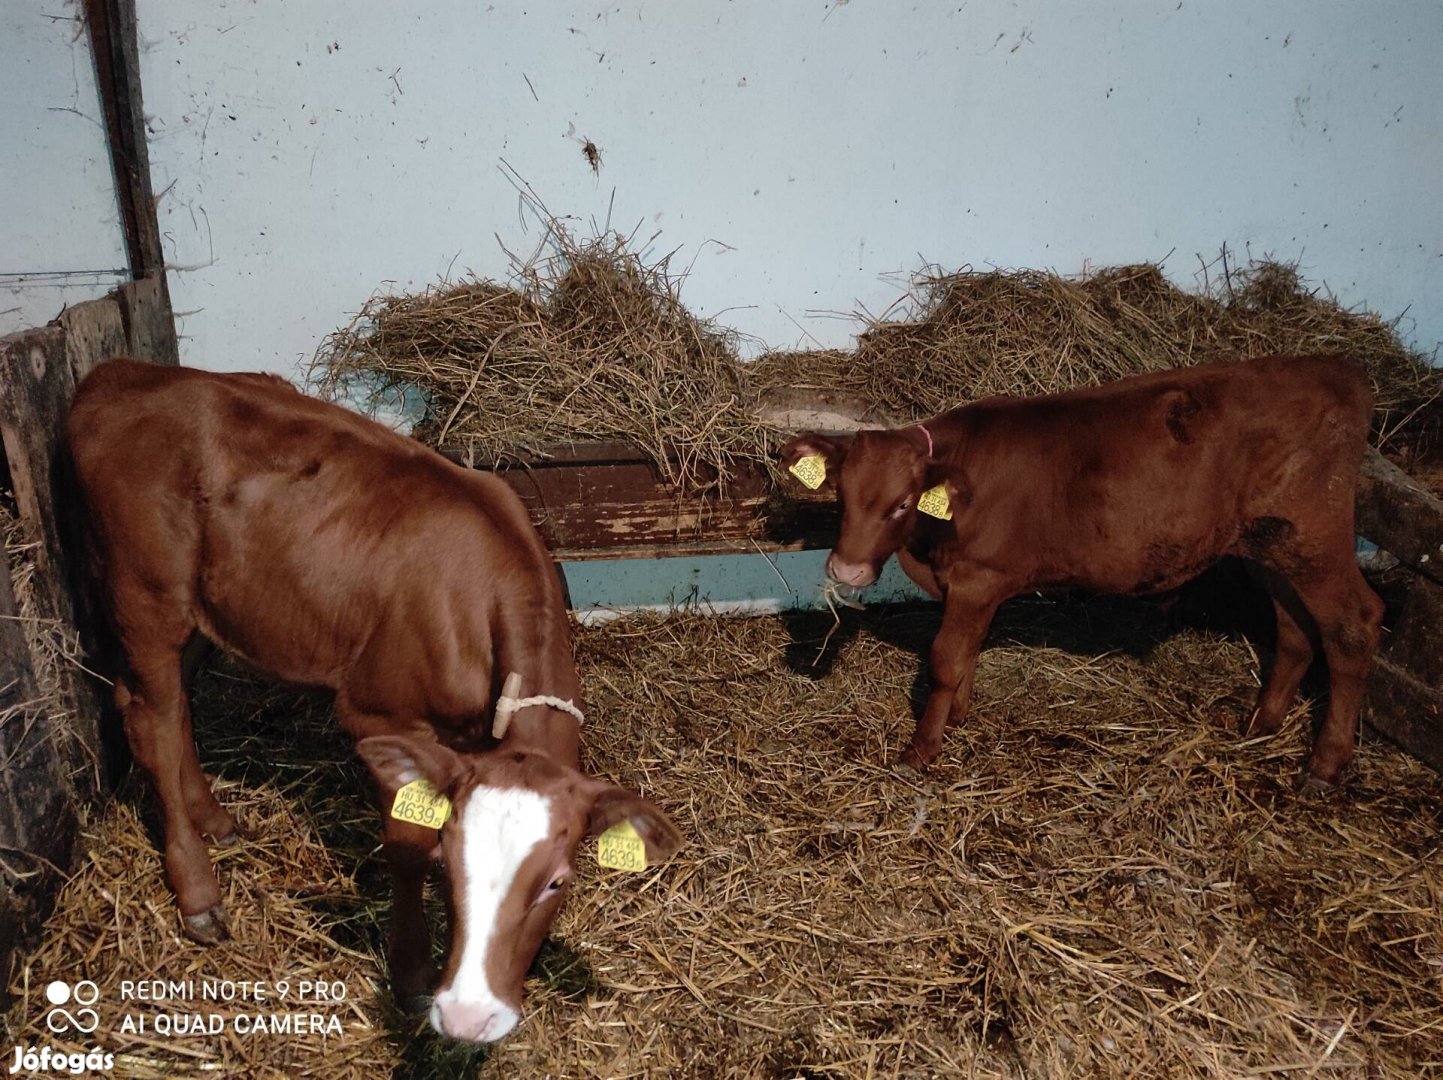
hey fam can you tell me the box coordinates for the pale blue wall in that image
[133,0,1443,372]
[1,4,129,336]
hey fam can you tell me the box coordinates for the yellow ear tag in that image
[596,820,648,871]
[391,779,452,829]
[788,454,827,490]
[917,484,953,521]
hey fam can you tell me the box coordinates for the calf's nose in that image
[430,997,519,1043]
[825,552,876,588]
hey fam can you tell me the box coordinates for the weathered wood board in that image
[1355,448,1443,771]
[1356,448,1443,586]
[0,515,79,988]
[117,275,180,366]
[0,313,125,804]
[59,294,127,385]
[0,327,77,628]
[1364,657,1443,773]
[446,442,838,561]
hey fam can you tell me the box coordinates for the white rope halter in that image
[492,671,586,739]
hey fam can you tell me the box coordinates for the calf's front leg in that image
[345,710,446,1010]
[382,815,442,1012]
[900,581,1001,772]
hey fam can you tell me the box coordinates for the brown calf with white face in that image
[67,358,683,1043]
[781,355,1383,787]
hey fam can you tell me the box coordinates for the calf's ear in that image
[777,432,849,490]
[357,735,465,796]
[587,786,684,863]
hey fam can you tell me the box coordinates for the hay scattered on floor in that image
[312,245,1438,478]
[9,602,1442,1078]
[2,670,395,1080]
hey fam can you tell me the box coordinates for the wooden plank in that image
[0,540,39,733]
[1364,656,1443,774]
[117,277,180,366]
[457,440,1443,570]
[84,0,181,366]
[84,0,165,279]
[1383,574,1443,688]
[0,327,74,618]
[1357,447,1443,585]
[58,294,127,384]
[447,444,836,560]
[0,442,80,991]
[0,326,104,787]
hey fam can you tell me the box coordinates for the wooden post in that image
[0,328,103,798]
[1356,448,1443,771]
[83,0,180,365]
[0,533,80,995]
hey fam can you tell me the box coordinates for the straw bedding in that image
[7,600,1442,1078]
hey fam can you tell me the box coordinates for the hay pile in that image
[751,260,1437,438]
[9,604,1442,1077]
[311,229,769,491]
[312,245,1438,477]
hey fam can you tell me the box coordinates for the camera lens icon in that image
[44,979,101,1034]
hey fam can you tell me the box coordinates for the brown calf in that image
[781,355,1383,787]
[67,358,683,1042]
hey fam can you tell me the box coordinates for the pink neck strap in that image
[915,423,935,458]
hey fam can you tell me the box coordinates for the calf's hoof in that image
[894,747,934,776]
[1295,771,1337,797]
[390,961,438,1007]
[191,804,244,846]
[182,904,231,945]
[209,825,245,854]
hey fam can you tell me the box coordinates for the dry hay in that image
[752,258,1438,446]
[1,670,395,1080]
[8,600,1442,1078]
[312,245,1438,478]
[310,226,770,492]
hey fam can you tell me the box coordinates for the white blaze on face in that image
[429,785,554,1043]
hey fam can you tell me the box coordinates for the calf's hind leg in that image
[1288,564,1384,788]
[176,634,238,844]
[120,640,231,942]
[1246,592,1315,736]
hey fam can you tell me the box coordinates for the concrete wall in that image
[131,1,1443,376]
[1,3,129,337]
